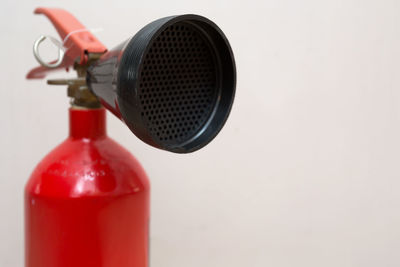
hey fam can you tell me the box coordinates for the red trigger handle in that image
[27,7,107,79]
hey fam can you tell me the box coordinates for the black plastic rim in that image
[117,14,236,153]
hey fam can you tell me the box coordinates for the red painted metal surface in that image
[27,7,107,79]
[25,108,150,267]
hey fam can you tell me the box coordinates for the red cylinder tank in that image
[25,108,150,267]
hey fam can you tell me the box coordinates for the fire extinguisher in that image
[25,7,236,267]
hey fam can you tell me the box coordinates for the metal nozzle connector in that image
[47,53,103,109]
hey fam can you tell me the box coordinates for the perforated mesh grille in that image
[138,22,218,144]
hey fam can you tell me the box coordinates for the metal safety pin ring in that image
[33,35,65,69]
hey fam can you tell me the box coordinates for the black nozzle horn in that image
[87,14,236,153]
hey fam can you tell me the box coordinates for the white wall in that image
[1,0,400,266]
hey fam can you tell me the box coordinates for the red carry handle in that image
[27,7,107,79]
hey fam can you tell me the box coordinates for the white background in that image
[1,0,400,266]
